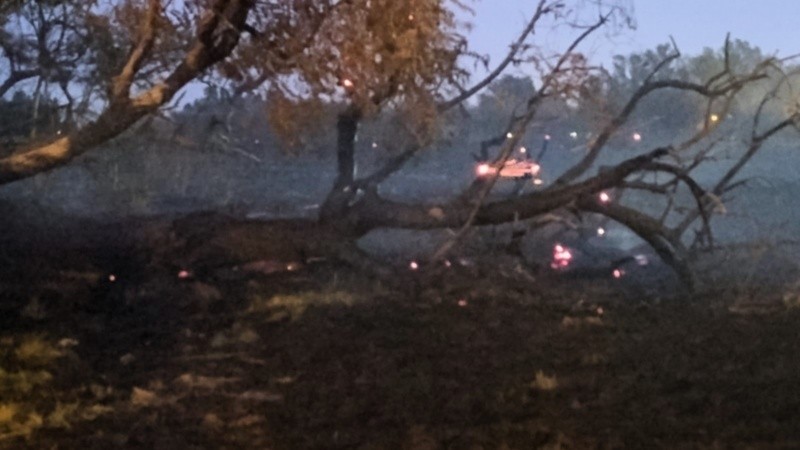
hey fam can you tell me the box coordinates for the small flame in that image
[551,244,573,269]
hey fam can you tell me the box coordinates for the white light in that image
[177,270,191,279]
[409,261,419,270]
[710,114,719,123]
[457,299,468,307]
[533,178,543,185]
[597,227,605,236]
[371,142,378,148]
[108,274,116,282]
[612,269,624,279]
[506,132,514,139]
[342,78,354,88]
[519,147,527,154]
[635,254,649,266]
[599,192,611,203]
[408,13,415,21]
[632,132,642,142]
[476,163,492,176]
[544,134,551,141]
[444,260,452,268]
[569,131,578,139]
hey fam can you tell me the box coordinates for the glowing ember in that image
[409,261,419,270]
[476,163,492,176]
[599,192,611,203]
[177,270,191,279]
[108,274,117,282]
[569,131,578,139]
[597,227,605,236]
[612,269,625,279]
[710,114,719,123]
[506,132,514,139]
[551,244,573,269]
[342,78,354,88]
[519,146,527,154]
[457,299,468,307]
[632,132,642,142]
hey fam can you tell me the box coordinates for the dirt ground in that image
[2,213,800,449]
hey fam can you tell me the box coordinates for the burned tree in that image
[1,0,798,290]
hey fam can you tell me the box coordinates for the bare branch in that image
[555,54,767,185]
[437,0,550,112]
[111,0,162,101]
[346,147,669,231]
[0,69,38,97]
[577,197,695,289]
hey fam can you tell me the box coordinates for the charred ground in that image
[2,203,800,449]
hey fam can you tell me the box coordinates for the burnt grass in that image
[3,213,800,449]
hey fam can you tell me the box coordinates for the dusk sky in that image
[466,1,800,71]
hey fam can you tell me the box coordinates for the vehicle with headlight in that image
[475,158,541,179]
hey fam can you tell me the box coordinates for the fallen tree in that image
[1,0,798,290]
